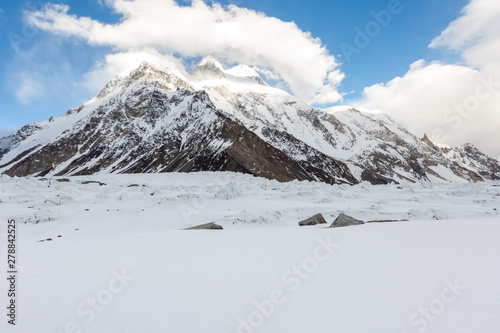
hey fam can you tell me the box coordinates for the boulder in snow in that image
[185,222,223,230]
[298,213,327,226]
[81,180,107,186]
[329,213,364,228]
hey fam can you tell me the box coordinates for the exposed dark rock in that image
[298,213,327,226]
[185,222,223,230]
[367,219,409,223]
[81,181,107,186]
[361,170,399,185]
[330,213,365,228]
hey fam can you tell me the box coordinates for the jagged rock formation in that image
[0,57,499,184]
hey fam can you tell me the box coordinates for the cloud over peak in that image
[27,0,344,104]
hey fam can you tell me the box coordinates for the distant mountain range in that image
[1,57,499,184]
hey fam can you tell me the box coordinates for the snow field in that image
[0,172,499,332]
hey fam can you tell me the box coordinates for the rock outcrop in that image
[329,213,365,228]
[185,222,223,230]
[298,213,328,226]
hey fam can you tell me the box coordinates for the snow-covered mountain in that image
[439,143,500,181]
[1,57,499,184]
[0,62,354,184]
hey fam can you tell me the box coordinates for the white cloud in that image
[310,70,345,105]
[356,0,500,157]
[26,0,344,104]
[429,0,500,67]
[15,73,45,105]
[0,128,17,139]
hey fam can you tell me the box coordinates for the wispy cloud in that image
[0,128,17,139]
[26,0,345,104]
[15,72,45,105]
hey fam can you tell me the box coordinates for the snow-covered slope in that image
[1,173,499,333]
[1,57,499,184]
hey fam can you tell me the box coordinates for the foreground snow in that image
[0,172,499,333]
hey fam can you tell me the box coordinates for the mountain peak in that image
[225,65,266,85]
[128,60,174,79]
[421,133,438,150]
[95,61,193,100]
[198,56,225,71]
[225,64,256,77]
[460,142,480,152]
[137,60,155,70]
[191,56,227,80]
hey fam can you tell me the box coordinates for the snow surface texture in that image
[1,172,499,333]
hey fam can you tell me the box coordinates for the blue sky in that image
[1,0,498,156]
